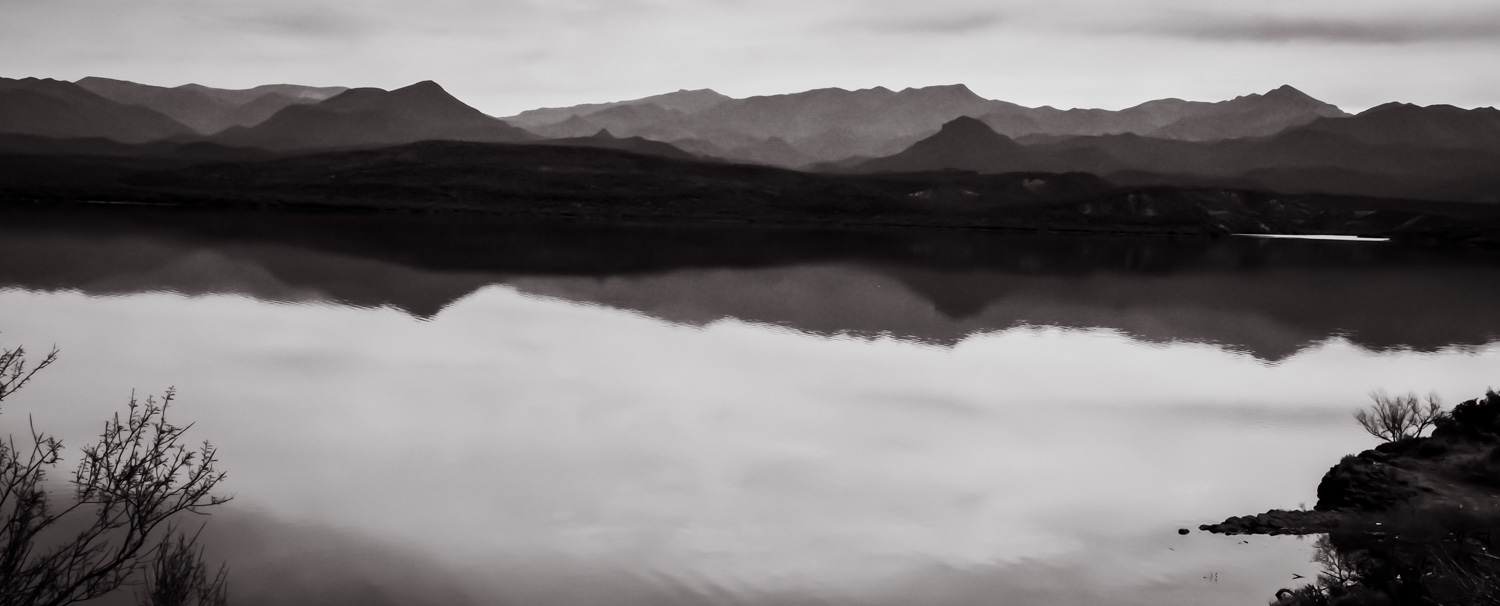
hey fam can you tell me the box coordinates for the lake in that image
[2,205,1499,605]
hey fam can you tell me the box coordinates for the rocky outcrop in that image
[1198,510,1343,535]
[1315,450,1428,512]
[1203,390,1500,536]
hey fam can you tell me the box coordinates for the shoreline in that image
[5,141,1500,247]
[1201,390,1500,604]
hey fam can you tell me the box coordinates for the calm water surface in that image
[2,207,1499,605]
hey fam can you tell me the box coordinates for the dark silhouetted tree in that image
[1354,390,1443,443]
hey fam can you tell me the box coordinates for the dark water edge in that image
[4,202,1500,361]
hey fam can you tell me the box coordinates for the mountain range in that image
[75,77,346,135]
[9,75,1354,165]
[1,74,1498,219]
[0,77,193,143]
[845,106,1500,202]
[502,83,1349,166]
[213,80,535,150]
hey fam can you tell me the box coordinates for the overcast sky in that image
[4,0,1499,115]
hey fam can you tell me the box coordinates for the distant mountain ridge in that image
[0,76,1357,163]
[1145,85,1348,140]
[507,89,731,130]
[1294,102,1500,152]
[76,77,347,134]
[849,107,1500,202]
[213,80,535,151]
[506,84,1000,166]
[503,84,1351,167]
[976,85,1347,141]
[0,77,194,143]
[4,75,1498,205]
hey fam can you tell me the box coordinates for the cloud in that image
[826,9,1007,35]
[218,7,373,37]
[1114,10,1500,44]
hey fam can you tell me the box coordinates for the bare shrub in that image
[0,341,231,606]
[136,530,228,606]
[1312,534,1368,592]
[1354,390,1444,443]
[0,343,57,402]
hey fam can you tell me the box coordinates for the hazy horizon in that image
[28,76,1383,116]
[5,0,1499,116]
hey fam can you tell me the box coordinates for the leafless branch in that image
[1355,390,1444,443]
[1,343,231,606]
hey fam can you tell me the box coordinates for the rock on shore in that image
[1202,390,1500,535]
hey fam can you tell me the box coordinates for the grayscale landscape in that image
[2,1,1500,605]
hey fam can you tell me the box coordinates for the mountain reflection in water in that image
[2,205,1499,360]
[3,205,1500,606]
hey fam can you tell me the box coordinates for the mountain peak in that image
[1361,102,1420,116]
[378,80,484,114]
[899,83,982,101]
[939,115,993,132]
[77,76,130,86]
[917,116,1015,150]
[854,114,1021,173]
[217,78,533,150]
[315,87,392,113]
[1264,84,1315,102]
[933,83,975,94]
[395,80,447,95]
[3,76,62,86]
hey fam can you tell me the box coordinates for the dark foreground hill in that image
[5,139,1500,245]
[534,129,702,161]
[112,141,1118,228]
[0,133,273,163]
